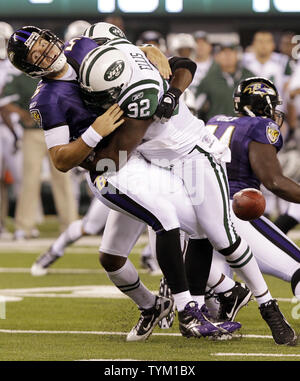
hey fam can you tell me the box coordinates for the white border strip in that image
[212,353,300,357]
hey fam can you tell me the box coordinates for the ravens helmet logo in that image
[243,82,276,97]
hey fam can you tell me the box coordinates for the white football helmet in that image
[64,20,91,41]
[0,21,13,60]
[82,22,126,45]
[79,45,132,110]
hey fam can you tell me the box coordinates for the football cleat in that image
[30,247,60,276]
[259,299,298,346]
[216,282,252,321]
[158,277,176,329]
[198,303,242,340]
[178,301,227,339]
[126,296,173,342]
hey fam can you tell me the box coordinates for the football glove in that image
[154,87,182,123]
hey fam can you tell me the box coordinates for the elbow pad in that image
[168,56,197,78]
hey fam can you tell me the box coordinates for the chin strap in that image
[243,105,256,117]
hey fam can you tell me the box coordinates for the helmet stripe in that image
[84,46,117,87]
[15,35,27,42]
[88,24,96,37]
[17,29,31,36]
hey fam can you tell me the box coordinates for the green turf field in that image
[0,219,300,361]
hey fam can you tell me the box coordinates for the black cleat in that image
[259,299,298,346]
[126,296,173,341]
[217,282,252,321]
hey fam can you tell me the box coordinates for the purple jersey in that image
[207,115,283,198]
[29,37,98,140]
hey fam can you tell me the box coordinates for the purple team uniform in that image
[208,115,300,262]
[29,37,98,138]
[208,115,283,199]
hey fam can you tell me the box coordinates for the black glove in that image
[154,87,182,123]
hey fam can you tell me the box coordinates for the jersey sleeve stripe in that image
[118,79,160,104]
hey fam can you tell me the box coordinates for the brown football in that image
[232,188,266,221]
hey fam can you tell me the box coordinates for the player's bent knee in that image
[218,236,242,256]
[99,251,127,272]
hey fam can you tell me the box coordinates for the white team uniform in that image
[0,59,23,198]
[210,200,300,286]
[82,196,110,235]
[285,202,300,223]
[86,38,239,253]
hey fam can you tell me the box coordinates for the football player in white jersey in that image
[77,23,297,345]
[8,23,295,345]
[0,21,24,236]
[8,23,245,342]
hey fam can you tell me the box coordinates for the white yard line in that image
[0,329,273,340]
[0,267,150,274]
[0,235,149,251]
[212,353,300,357]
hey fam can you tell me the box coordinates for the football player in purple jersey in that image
[183,78,300,341]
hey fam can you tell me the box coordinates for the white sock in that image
[225,238,271,298]
[255,291,273,305]
[173,291,193,312]
[107,259,156,309]
[213,275,236,294]
[52,220,83,256]
[191,295,205,307]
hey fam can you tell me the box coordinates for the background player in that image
[187,78,300,337]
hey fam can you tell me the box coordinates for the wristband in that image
[81,126,103,148]
[168,87,183,99]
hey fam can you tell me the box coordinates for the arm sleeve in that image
[168,56,197,79]
[44,125,70,149]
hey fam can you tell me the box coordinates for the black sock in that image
[156,228,189,294]
[274,214,298,234]
[185,238,213,296]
